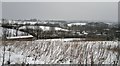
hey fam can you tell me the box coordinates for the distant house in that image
[82,31,88,35]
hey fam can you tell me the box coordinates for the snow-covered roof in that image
[82,31,88,35]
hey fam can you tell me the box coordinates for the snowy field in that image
[0,39,119,65]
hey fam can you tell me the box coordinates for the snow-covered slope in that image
[19,26,69,31]
[0,40,119,65]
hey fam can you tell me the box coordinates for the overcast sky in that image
[2,2,118,22]
[1,0,120,2]
[0,2,2,20]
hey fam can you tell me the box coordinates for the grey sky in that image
[2,0,120,2]
[2,2,118,22]
[0,2,2,20]
[118,2,120,23]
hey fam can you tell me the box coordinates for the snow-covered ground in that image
[0,27,30,37]
[0,39,119,65]
[19,26,69,31]
[67,23,87,26]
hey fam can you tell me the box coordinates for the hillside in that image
[0,40,119,65]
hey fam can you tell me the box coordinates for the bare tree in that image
[7,47,11,65]
[117,41,120,66]
[2,28,7,66]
